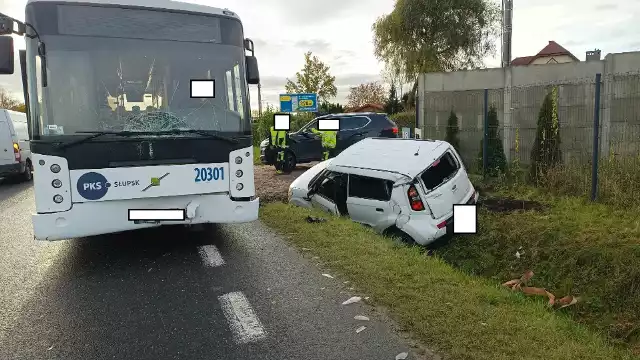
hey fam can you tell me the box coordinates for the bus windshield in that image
[26,4,250,137]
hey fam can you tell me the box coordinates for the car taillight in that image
[407,185,425,211]
[13,142,20,161]
[437,220,447,229]
[383,127,399,136]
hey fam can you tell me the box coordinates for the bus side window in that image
[225,70,234,111]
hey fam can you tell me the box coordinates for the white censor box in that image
[190,79,215,98]
[453,204,477,234]
[274,113,291,131]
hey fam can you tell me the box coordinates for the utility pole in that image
[257,82,263,116]
[501,0,513,67]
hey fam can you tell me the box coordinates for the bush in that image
[444,110,460,152]
[529,87,562,183]
[389,111,415,129]
[477,104,506,175]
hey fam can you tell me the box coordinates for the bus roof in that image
[26,0,241,19]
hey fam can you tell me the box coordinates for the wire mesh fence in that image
[419,71,640,206]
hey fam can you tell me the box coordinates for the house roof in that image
[511,41,579,66]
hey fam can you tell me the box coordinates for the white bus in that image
[0,0,261,240]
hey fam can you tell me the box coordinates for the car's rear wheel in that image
[21,160,33,182]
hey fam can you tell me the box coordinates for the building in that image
[347,103,385,113]
[511,41,580,66]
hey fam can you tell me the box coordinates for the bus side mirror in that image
[245,55,260,85]
[0,36,15,75]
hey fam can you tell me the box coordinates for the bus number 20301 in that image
[194,167,224,182]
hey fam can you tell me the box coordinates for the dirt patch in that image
[254,163,317,204]
[478,197,546,212]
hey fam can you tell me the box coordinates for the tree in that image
[346,81,386,108]
[478,104,506,175]
[445,110,460,151]
[285,51,337,103]
[0,87,21,110]
[318,101,344,114]
[372,0,500,106]
[12,103,26,113]
[384,82,402,115]
[529,87,562,182]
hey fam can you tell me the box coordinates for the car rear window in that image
[341,116,370,130]
[420,151,460,190]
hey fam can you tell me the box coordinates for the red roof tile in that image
[511,56,535,66]
[536,41,579,60]
[510,41,580,66]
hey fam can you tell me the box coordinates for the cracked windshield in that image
[33,5,248,135]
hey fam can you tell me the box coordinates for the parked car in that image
[0,109,32,182]
[260,112,399,169]
[288,137,478,245]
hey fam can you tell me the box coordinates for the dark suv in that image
[260,112,399,168]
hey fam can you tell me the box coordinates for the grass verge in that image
[253,146,261,165]
[437,181,640,351]
[260,203,636,360]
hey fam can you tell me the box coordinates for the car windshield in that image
[27,4,250,136]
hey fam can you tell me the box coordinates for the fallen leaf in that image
[301,247,311,251]
[322,274,334,279]
[355,326,367,333]
[342,296,362,305]
[395,352,409,360]
[354,315,370,321]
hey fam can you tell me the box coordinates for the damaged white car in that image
[288,137,479,245]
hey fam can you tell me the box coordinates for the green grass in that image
[260,203,636,360]
[436,181,640,350]
[253,146,261,165]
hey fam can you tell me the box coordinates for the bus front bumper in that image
[32,193,260,241]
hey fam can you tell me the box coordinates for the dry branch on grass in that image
[502,270,579,309]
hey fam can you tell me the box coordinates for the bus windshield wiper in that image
[150,129,240,144]
[55,130,141,150]
[55,129,239,150]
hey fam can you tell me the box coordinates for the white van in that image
[288,138,478,245]
[0,109,32,182]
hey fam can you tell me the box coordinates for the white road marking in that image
[218,291,267,344]
[198,245,225,267]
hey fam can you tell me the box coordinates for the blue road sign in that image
[279,93,318,112]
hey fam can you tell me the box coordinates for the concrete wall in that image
[418,51,640,168]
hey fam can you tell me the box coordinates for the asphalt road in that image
[0,179,421,360]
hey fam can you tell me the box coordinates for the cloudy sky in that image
[0,0,639,111]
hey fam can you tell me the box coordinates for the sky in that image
[0,0,639,112]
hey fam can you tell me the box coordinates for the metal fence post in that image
[591,73,602,201]
[483,88,489,177]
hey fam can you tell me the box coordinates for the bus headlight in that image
[236,183,244,191]
[235,170,243,177]
[53,194,64,203]
[235,156,242,164]
[50,164,61,173]
[51,179,62,188]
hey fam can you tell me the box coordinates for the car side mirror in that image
[245,55,260,85]
[0,36,15,75]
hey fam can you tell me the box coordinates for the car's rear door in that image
[346,173,395,231]
[418,147,471,220]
